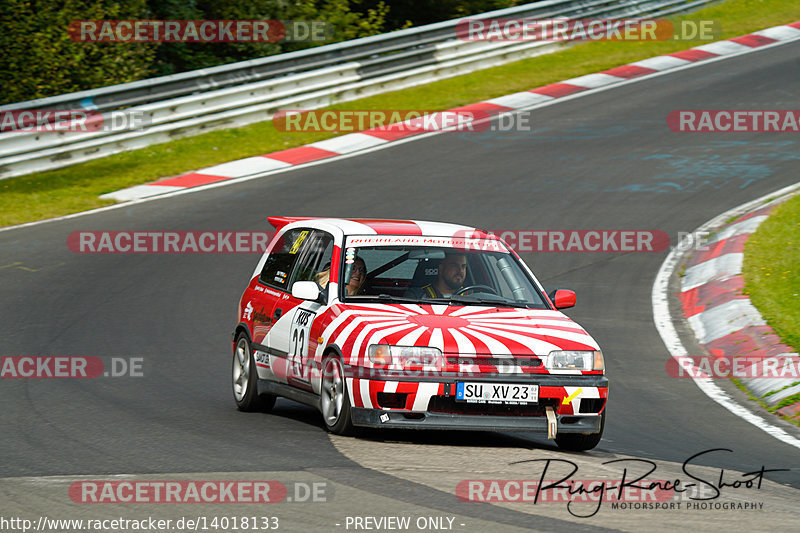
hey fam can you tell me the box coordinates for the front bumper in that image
[351,407,602,432]
[346,373,608,433]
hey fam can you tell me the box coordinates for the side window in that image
[259,228,312,290]
[482,254,541,303]
[289,231,334,287]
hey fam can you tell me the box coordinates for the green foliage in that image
[0,0,394,103]
[146,0,284,76]
[0,0,157,104]
[286,0,390,44]
[356,0,520,28]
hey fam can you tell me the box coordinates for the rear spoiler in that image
[267,216,318,230]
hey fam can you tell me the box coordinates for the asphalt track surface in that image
[1,38,799,532]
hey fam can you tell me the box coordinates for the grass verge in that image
[772,392,800,411]
[730,378,800,426]
[742,193,800,353]
[2,0,800,227]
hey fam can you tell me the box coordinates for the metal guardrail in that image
[0,0,716,179]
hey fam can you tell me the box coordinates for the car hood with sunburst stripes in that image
[321,303,599,363]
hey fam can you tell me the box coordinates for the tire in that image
[555,409,605,452]
[232,333,276,412]
[320,355,355,436]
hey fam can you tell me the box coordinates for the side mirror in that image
[292,281,321,302]
[548,289,576,310]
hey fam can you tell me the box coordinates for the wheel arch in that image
[233,322,252,349]
[312,343,344,395]
[322,343,345,360]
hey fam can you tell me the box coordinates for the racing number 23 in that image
[290,309,315,380]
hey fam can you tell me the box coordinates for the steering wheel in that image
[455,284,498,296]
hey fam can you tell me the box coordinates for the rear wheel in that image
[555,409,605,451]
[232,333,276,412]
[320,355,355,435]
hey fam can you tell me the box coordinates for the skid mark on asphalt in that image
[0,261,64,273]
[330,434,799,532]
[458,129,799,196]
[606,141,800,194]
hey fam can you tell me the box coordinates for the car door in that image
[251,227,313,378]
[246,229,300,345]
[269,230,334,391]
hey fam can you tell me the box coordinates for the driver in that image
[408,252,467,298]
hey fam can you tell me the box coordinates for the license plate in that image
[455,382,538,403]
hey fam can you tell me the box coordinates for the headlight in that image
[545,350,604,372]
[368,345,443,367]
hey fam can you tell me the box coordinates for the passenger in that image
[315,257,367,296]
[344,257,367,295]
[314,264,331,290]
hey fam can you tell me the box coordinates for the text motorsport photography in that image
[458,450,785,518]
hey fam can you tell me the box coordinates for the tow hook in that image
[545,406,557,439]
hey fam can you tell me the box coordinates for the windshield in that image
[338,237,548,309]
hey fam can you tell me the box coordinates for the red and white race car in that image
[232,217,608,450]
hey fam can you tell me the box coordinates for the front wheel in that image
[555,409,605,451]
[232,333,275,412]
[320,356,355,435]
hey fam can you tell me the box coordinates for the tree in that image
[0,0,156,104]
